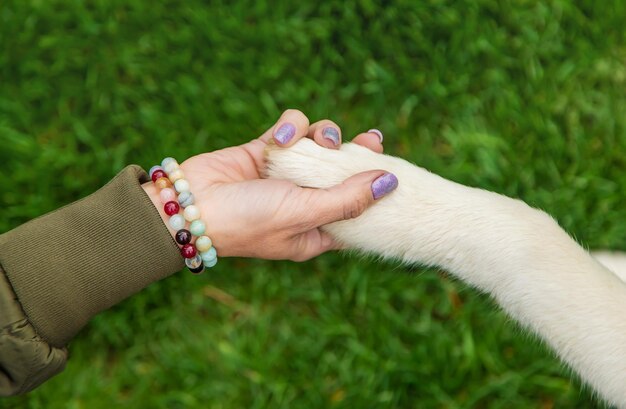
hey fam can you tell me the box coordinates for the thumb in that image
[310,170,399,226]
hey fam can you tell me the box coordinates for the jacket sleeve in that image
[0,165,184,396]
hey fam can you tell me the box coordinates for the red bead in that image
[181,244,196,258]
[151,170,167,182]
[164,201,180,216]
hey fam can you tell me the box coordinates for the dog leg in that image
[265,139,626,407]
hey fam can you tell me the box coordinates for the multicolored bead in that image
[153,156,219,272]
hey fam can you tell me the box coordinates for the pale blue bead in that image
[161,157,177,169]
[200,247,217,263]
[189,220,206,236]
[177,191,194,208]
[205,257,218,268]
[169,214,185,231]
[148,165,162,178]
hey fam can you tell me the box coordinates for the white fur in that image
[265,139,626,407]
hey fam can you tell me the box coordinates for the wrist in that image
[141,181,178,241]
[143,159,220,272]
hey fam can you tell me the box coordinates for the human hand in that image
[143,109,397,261]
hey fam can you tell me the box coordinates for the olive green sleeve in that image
[0,165,184,396]
[0,265,67,396]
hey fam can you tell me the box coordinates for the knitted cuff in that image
[0,165,184,347]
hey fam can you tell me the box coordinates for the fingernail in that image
[274,123,296,144]
[367,128,384,143]
[371,172,398,200]
[322,127,340,146]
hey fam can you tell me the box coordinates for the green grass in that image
[1,0,625,407]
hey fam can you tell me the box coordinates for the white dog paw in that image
[264,138,394,188]
[264,138,438,262]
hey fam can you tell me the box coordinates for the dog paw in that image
[264,138,439,261]
[264,138,395,189]
[263,138,538,271]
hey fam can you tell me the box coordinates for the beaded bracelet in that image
[149,158,218,274]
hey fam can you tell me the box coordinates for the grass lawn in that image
[1,1,625,408]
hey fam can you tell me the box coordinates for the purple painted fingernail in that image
[371,173,398,200]
[274,123,296,144]
[367,128,384,143]
[322,127,340,146]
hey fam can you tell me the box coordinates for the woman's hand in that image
[143,109,397,261]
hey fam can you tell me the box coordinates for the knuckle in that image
[342,197,368,220]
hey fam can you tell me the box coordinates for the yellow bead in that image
[168,169,185,183]
[196,236,213,252]
[155,177,172,189]
[183,205,200,222]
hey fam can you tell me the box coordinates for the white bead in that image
[164,162,179,174]
[169,214,185,231]
[174,179,190,193]
[168,168,184,182]
[196,236,213,252]
[161,157,177,167]
[183,205,200,222]
[161,157,178,173]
